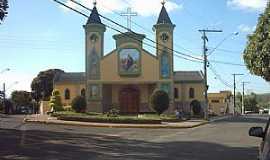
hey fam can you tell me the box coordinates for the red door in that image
[119,87,139,114]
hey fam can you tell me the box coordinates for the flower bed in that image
[51,111,181,124]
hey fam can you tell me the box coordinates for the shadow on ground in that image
[0,128,258,160]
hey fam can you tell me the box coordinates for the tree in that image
[11,90,32,110]
[49,90,63,112]
[243,2,270,81]
[3,99,13,114]
[244,93,259,112]
[71,96,86,113]
[0,0,9,23]
[31,69,64,101]
[150,90,169,115]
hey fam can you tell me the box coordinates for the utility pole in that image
[2,83,5,114]
[198,29,222,120]
[232,73,243,115]
[242,81,250,115]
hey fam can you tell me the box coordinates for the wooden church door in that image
[119,87,139,114]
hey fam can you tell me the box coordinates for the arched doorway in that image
[119,86,140,114]
[190,100,201,115]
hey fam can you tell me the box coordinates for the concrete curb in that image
[24,118,209,129]
[209,115,234,122]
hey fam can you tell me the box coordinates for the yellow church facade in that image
[53,3,205,115]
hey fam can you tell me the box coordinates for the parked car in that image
[249,117,270,160]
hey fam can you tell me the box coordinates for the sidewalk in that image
[24,114,209,129]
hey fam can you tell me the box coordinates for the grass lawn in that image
[51,111,182,124]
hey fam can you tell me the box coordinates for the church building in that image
[54,2,205,115]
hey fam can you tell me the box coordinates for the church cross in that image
[120,7,137,31]
[161,0,167,5]
[93,0,97,6]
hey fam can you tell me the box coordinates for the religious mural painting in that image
[119,48,140,76]
[161,52,170,78]
[89,84,100,100]
[88,33,100,79]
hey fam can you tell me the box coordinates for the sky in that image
[0,0,270,97]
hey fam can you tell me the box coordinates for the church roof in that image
[174,71,204,83]
[156,5,173,25]
[54,72,85,84]
[54,71,203,84]
[86,6,102,24]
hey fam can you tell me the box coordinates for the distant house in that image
[208,91,234,116]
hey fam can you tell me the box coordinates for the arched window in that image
[174,88,179,99]
[64,89,70,100]
[189,88,195,99]
[81,88,86,97]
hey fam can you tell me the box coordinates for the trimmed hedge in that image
[150,90,169,115]
[57,115,162,124]
[71,96,86,113]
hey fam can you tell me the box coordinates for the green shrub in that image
[150,90,169,115]
[49,90,63,111]
[106,106,119,117]
[71,96,86,113]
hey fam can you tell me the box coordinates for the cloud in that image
[60,0,182,16]
[227,0,267,11]
[237,24,256,33]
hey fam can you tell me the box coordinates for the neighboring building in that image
[208,91,233,115]
[53,2,205,115]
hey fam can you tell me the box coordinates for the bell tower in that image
[84,1,106,112]
[154,1,175,98]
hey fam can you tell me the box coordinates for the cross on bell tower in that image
[161,0,166,5]
[120,7,137,31]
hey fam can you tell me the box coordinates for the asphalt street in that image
[0,114,268,160]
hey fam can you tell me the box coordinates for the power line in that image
[209,64,233,88]
[207,32,239,56]
[209,60,245,66]
[62,0,203,61]
[208,47,242,54]
[53,0,246,67]
[97,0,198,56]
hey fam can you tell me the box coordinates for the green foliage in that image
[71,96,86,113]
[191,100,201,115]
[236,92,259,112]
[11,90,32,107]
[0,100,3,113]
[106,106,119,117]
[31,69,64,101]
[258,102,270,109]
[3,99,13,114]
[244,93,259,112]
[150,90,169,115]
[243,2,270,81]
[49,89,63,112]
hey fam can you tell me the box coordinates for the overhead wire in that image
[65,0,204,61]
[53,0,246,67]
